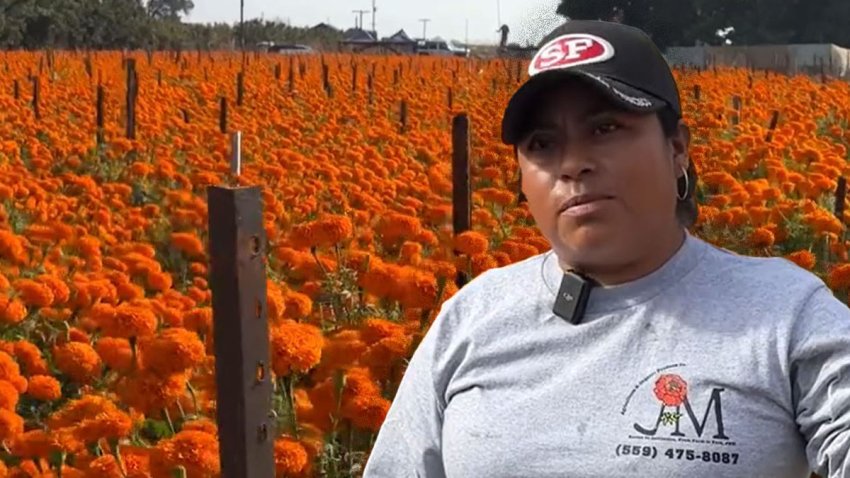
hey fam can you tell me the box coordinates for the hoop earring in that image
[677,166,689,201]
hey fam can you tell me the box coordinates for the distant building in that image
[342,28,377,42]
[340,28,417,54]
[310,22,339,35]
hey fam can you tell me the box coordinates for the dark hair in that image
[657,107,699,228]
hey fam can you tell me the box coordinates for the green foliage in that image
[0,0,343,50]
[557,0,850,49]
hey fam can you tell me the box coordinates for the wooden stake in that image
[451,113,472,288]
[207,185,275,478]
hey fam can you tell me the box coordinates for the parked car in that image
[416,40,454,56]
[268,44,315,55]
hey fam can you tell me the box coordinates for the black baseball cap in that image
[501,20,682,145]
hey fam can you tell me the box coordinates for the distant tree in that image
[146,0,193,20]
[556,0,850,48]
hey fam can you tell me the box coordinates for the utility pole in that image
[239,0,245,49]
[419,18,430,40]
[465,18,469,55]
[371,0,377,34]
[353,9,369,30]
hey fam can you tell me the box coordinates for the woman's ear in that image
[672,119,691,175]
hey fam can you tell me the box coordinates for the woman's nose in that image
[557,147,596,181]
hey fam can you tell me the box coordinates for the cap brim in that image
[501,70,668,145]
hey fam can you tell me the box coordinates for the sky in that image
[186,0,565,46]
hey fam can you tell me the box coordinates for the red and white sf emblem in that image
[529,34,615,76]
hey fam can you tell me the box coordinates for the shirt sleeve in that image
[792,285,850,477]
[362,304,454,478]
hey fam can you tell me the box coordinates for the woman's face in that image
[516,79,689,276]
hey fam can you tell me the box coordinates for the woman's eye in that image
[528,136,555,151]
[593,122,620,135]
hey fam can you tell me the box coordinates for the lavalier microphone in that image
[552,270,596,325]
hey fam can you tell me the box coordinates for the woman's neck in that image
[559,227,687,287]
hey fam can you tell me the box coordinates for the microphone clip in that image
[552,270,596,325]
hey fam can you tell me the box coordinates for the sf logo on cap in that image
[529,33,615,76]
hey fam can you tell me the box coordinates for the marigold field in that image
[0,50,848,477]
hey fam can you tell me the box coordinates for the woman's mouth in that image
[558,193,615,217]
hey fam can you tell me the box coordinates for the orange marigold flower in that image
[340,368,390,432]
[95,337,135,373]
[453,230,489,255]
[0,231,28,265]
[76,408,133,444]
[290,215,354,249]
[117,371,188,416]
[12,279,54,308]
[360,318,405,345]
[35,275,70,305]
[748,227,775,249]
[183,307,212,334]
[146,270,173,292]
[0,296,26,324]
[149,430,219,478]
[0,381,19,411]
[170,232,205,258]
[139,328,206,376]
[470,253,499,276]
[0,409,23,445]
[360,334,412,381]
[274,438,309,477]
[399,270,439,310]
[786,250,816,271]
[181,418,217,435]
[26,375,61,401]
[11,429,65,459]
[54,342,102,384]
[0,352,22,385]
[376,213,421,246]
[85,455,123,478]
[270,320,324,377]
[282,292,313,320]
[828,263,850,290]
[13,341,48,376]
[98,303,157,338]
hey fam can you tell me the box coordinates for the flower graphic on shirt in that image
[653,374,688,426]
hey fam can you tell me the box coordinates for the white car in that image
[269,44,315,55]
[416,40,455,56]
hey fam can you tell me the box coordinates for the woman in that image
[363,20,850,478]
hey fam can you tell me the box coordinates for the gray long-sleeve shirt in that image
[363,232,850,477]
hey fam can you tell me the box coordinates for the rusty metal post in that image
[452,114,472,288]
[32,76,40,120]
[288,57,295,93]
[125,58,136,139]
[731,95,741,126]
[835,177,846,220]
[96,86,104,146]
[236,71,244,106]
[208,185,275,478]
[220,97,228,134]
[765,111,780,143]
[399,100,408,134]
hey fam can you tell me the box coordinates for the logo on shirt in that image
[620,363,734,445]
